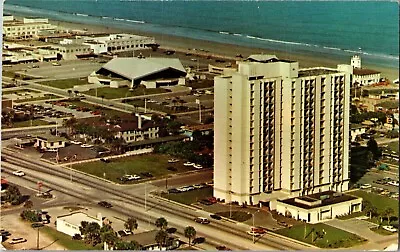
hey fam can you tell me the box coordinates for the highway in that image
[1,148,313,250]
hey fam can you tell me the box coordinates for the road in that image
[1,148,313,250]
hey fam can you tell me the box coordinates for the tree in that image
[367,138,381,160]
[384,207,394,225]
[100,225,118,250]
[3,185,22,205]
[184,226,196,247]
[155,217,168,230]
[155,230,168,249]
[80,222,101,246]
[67,90,72,97]
[20,209,40,222]
[115,240,141,250]
[63,117,77,136]
[124,217,138,232]
[363,200,377,219]
[24,200,33,209]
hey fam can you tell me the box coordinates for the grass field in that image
[216,211,252,222]
[386,141,399,155]
[370,227,395,236]
[2,119,50,129]
[161,187,213,205]
[13,94,61,103]
[347,190,399,217]
[73,154,194,183]
[83,86,167,99]
[41,226,102,250]
[66,100,130,118]
[274,223,367,248]
[39,78,89,89]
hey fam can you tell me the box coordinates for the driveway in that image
[325,218,380,242]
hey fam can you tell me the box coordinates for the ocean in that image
[4,0,399,69]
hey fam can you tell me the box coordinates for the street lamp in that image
[248,210,260,244]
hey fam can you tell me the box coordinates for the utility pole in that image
[36,226,40,250]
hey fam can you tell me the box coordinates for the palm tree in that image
[155,217,168,230]
[100,225,118,250]
[100,95,105,104]
[124,217,138,233]
[67,90,72,97]
[115,240,141,250]
[155,230,168,249]
[74,90,79,97]
[384,207,394,225]
[184,226,196,247]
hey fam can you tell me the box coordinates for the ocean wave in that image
[219,31,229,35]
[114,18,125,21]
[102,16,110,19]
[323,46,342,51]
[126,19,145,24]
[75,13,88,17]
[233,33,242,36]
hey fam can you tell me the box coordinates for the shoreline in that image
[8,11,399,81]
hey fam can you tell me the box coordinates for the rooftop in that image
[122,230,177,246]
[298,68,339,77]
[353,68,381,76]
[35,134,67,142]
[375,100,399,109]
[57,212,102,227]
[278,191,360,209]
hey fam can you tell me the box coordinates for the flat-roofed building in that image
[350,55,381,86]
[214,56,351,205]
[3,17,56,39]
[55,43,93,60]
[90,33,155,54]
[273,191,362,223]
[35,134,67,150]
[56,212,103,237]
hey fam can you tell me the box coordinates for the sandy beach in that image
[10,13,400,81]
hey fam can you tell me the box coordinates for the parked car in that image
[100,158,111,163]
[382,226,397,232]
[360,184,372,189]
[98,201,112,208]
[246,231,261,237]
[168,188,180,194]
[216,245,232,251]
[140,172,153,178]
[210,214,222,220]
[121,174,141,181]
[193,164,203,169]
[194,217,210,224]
[184,162,195,166]
[193,184,204,189]
[199,199,213,205]
[52,62,61,66]
[168,159,179,163]
[251,227,266,234]
[32,65,39,68]
[81,144,93,148]
[8,237,27,244]
[12,170,25,177]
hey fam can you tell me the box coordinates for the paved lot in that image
[325,218,379,241]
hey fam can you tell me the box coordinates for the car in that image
[166,227,177,234]
[194,217,210,224]
[246,231,261,237]
[0,230,11,237]
[100,158,111,163]
[52,62,61,66]
[168,188,180,194]
[360,184,372,189]
[8,237,27,244]
[140,172,153,178]
[207,197,217,204]
[199,199,213,205]
[388,181,399,187]
[31,223,44,228]
[32,65,39,68]
[192,237,205,245]
[168,158,179,163]
[193,164,203,169]
[123,174,141,180]
[251,227,266,234]
[70,140,82,145]
[184,162,195,166]
[81,144,93,148]
[193,184,204,189]
[216,245,232,251]
[12,170,25,177]
[98,201,112,208]
[118,229,132,236]
[116,230,127,237]
[210,214,222,220]
[382,225,397,232]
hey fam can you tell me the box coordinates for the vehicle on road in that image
[184,162,195,166]
[100,158,111,163]
[8,237,27,244]
[192,237,205,245]
[52,62,61,66]
[216,245,232,250]
[210,214,222,220]
[193,164,203,169]
[98,201,112,208]
[246,231,261,237]
[360,184,372,189]
[382,226,397,232]
[31,223,44,228]
[12,170,25,177]
[168,159,179,163]
[120,174,141,181]
[251,227,266,234]
[194,217,210,224]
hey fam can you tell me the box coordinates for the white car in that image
[13,170,25,177]
[193,164,203,169]
[122,175,141,181]
[81,144,93,148]
[168,159,179,163]
[246,231,261,237]
[388,181,399,187]
[382,226,397,232]
[8,237,27,244]
[360,184,372,189]
[70,141,82,145]
[184,162,195,166]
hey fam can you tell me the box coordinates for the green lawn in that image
[13,94,61,103]
[386,141,399,155]
[216,211,252,222]
[73,154,194,183]
[2,119,50,129]
[83,86,167,99]
[39,78,89,89]
[161,187,213,205]
[65,100,130,118]
[370,227,394,236]
[40,226,102,250]
[347,190,399,217]
[2,88,40,95]
[2,70,17,78]
[274,223,367,248]
[128,99,196,114]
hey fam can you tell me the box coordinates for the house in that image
[272,191,362,224]
[35,134,67,150]
[121,230,180,251]
[113,114,159,143]
[56,212,103,237]
[350,55,381,86]
[88,57,187,88]
[350,124,367,142]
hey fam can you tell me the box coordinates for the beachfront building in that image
[350,55,381,86]
[2,16,57,39]
[88,57,187,88]
[2,43,59,64]
[88,34,155,54]
[56,212,103,237]
[214,55,351,206]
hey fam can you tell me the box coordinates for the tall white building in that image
[214,56,351,205]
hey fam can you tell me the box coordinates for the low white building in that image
[35,134,67,150]
[273,191,362,224]
[56,212,103,237]
[55,43,93,60]
[350,124,367,142]
[90,33,155,54]
[113,114,159,143]
[350,55,381,86]
[3,16,57,38]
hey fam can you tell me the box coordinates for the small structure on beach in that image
[88,57,187,88]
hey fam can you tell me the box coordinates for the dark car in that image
[192,237,205,245]
[100,158,110,163]
[210,214,222,220]
[98,201,112,208]
[166,227,177,234]
[199,199,213,205]
[140,172,153,178]
[31,223,44,228]
[216,245,232,251]
[168,188,180,194]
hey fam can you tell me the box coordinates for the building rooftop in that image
[183,123,214,132]
[353,68,381,76]
[122,230,177,247]
[57,212,101,227]
[375,100,399,109]
[35,134,67,142]
[298,68,339,77]
[278,191,360,209]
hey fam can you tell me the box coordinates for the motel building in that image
[272,191,362,224]
[56,212,103,237]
